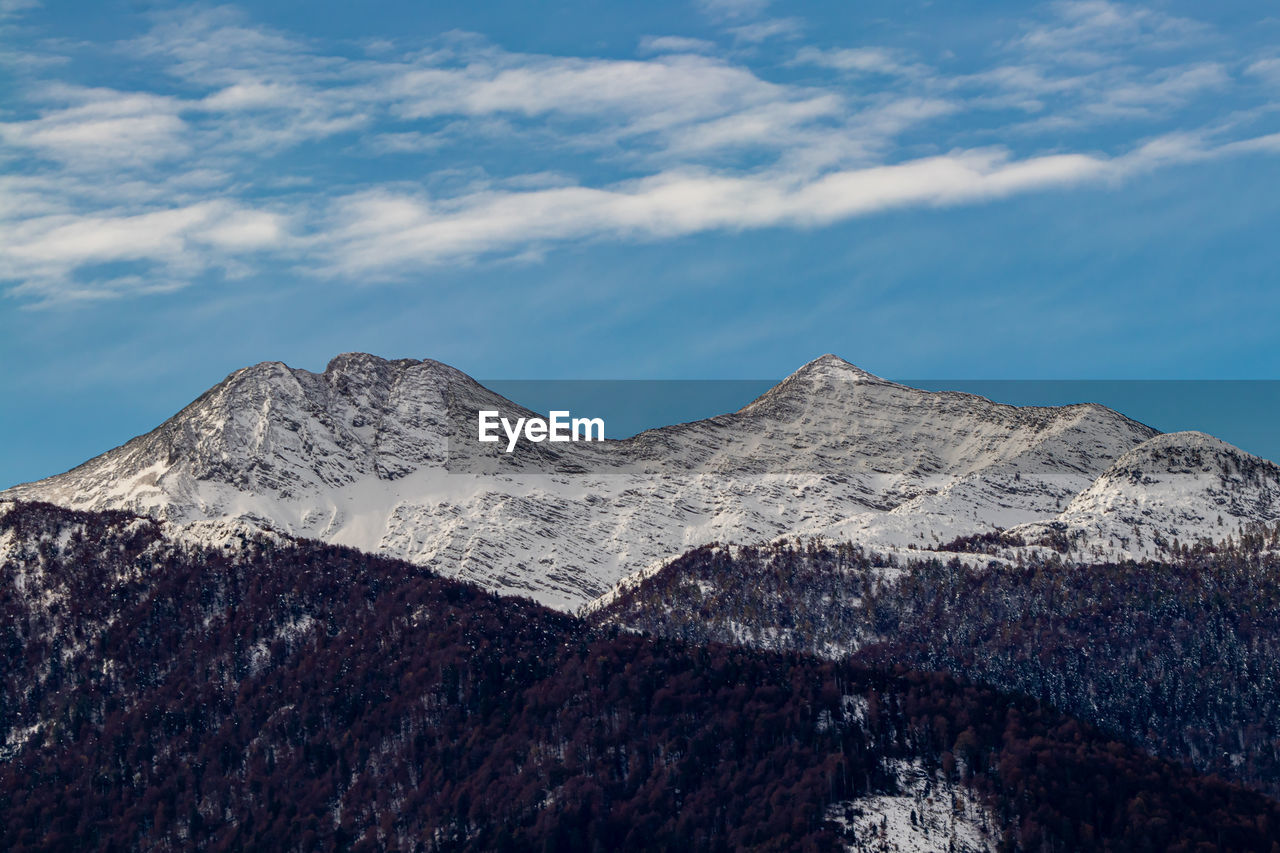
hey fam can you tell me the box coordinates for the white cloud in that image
[391,53,782,124]
[695,0,771,23]
[200,81,302,111]
[728,18,803,44]
[792,46,926,78]
[664,94,843,153]
[314,123,1280,279]
[384,51,851,166]
[0,89,189,166]
[1247,57,1280,84]
[1092,62,1229,115]
[318,148,1115,276]
[199,209,289,248]
[965,60,1234,135]
[1217,131,1280,155]
[638,35,717,55]
[2,2,1276,305]
[1016,1,1207,64]
[0,199,291,303]
[129,7,338,86]
[0,0,38,20]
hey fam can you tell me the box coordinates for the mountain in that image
[1012,431,1280,560]
[2,353,1168,609]
[10,355,1280,846]
[591,535,1280,797]
[6,500,1280,852]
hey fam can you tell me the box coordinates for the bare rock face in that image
[14,352,1274,610]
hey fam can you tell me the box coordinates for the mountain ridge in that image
[5,352,1273,608]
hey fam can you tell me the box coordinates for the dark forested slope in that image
[593,538,1280,798]
[3,502,1280,851]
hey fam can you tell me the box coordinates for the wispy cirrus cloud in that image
[1,87,189,166]
[0,195,290,304]
[1,1,1278,306]
[0,0,39,20]
[728,18,803,44]
[318,149,1116,277]
[315,126,1273,279]
[694,0,772,24]
[791,46,928,78]
[1247,57,1280,84]
[1015,0,1208,63]
[638,35,717,55]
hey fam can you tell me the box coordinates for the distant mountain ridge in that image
[5,352,1277,608]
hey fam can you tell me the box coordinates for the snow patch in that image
[826,760,996,852]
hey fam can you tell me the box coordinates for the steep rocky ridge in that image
[0,352,1206,608]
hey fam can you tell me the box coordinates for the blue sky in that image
[2,0,1280,485]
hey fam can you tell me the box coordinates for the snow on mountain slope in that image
[3,353,1159,609]
[1013,431,1280,561]
[827,760,996,853]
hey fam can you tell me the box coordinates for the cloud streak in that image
[319,149,1113,275]
[1,1,1277,305]
[0,193,291,304]
[315,126,1280,278]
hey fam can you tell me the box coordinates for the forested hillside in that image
[594,536,1280,797]
[5,502,1280,850]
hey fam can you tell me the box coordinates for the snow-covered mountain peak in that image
[8,352,1262,608]
[2,354,532,512]
[324,351,420,374]
[1084,431,1280,498]
[740,355,890,415]
[320,352,477,390]
[1108,430,1260,470]
[1011,431,1280,559]
[791,353,886,383]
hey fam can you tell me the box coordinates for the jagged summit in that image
[3,351,1252,608]
[791,354,886,382]
[3,353,529,507]
[324,352,421,373]
[321,352,475,385]
[741,355,890,413]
